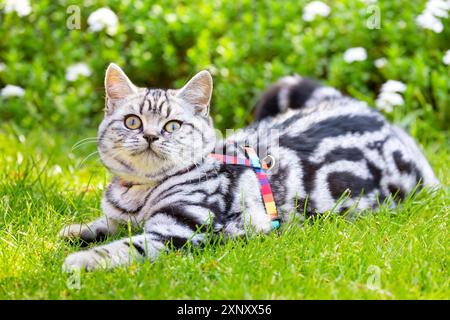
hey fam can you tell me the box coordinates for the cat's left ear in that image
[176,70,213,116]
[104,63,138,102]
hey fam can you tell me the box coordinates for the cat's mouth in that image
[130,144,166,160]
[147,146,164,159]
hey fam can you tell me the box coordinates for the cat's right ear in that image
[176,70,213,116]
[104,63,137,112]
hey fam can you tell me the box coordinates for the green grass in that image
[0,125,448,299]
[1,0,449,300]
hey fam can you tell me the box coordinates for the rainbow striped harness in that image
[209,146,281,230]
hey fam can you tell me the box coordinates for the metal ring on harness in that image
[262,155,276,171]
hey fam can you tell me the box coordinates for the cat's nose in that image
[143,134,159,144]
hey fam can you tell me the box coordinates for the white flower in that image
[303,1,330,21]
[381,80,407,93]
[87,8,119,36]
[343,47,367,63]
[376,80,407,113]
[3,0,31,17]
[425,0,450,18]
[416,11,444,32]
[1,85,25,98]
[375,92,404,113]
[0,62,5,72]
[416,0,449,33]
[66,63,92,82]
[374,58,387,68]
[443,50,450,65]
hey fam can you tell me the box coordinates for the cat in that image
[60,65,439,271]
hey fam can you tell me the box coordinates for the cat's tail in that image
[253,75,342,121]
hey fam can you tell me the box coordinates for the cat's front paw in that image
[62,250,105,272]
[59,224,98,243]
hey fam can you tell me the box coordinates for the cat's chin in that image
[110,160,188,185]
[131,145,165,159]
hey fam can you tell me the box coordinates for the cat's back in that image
[243,76,438,213]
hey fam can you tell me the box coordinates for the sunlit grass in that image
[0,126,448,299]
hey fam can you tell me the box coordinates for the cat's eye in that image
[164,120,182,133]
[124,115,142,130]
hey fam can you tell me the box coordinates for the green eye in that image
[124,115,142,130]
[164,120,182,133]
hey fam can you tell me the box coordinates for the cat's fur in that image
[60,66,438,271]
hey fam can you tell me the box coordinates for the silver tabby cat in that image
[60,64,438,271]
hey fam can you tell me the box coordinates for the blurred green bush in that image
[0,0,449,135]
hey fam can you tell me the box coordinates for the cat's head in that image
[97,63,216,183]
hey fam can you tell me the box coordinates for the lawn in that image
[0,125,448,299]
[0,0,449,299]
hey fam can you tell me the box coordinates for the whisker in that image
[92,147,131,168]
[72,137,98,150]
[78,150,100,168]
[72,140,98,151]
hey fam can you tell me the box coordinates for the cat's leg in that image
[62,233,156,272]
[59,216,119,243]
[62,211,208,271]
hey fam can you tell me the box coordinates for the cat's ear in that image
[176,70,213,115]
[104,63,137,101]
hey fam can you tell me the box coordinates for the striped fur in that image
[61,68,439,272]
